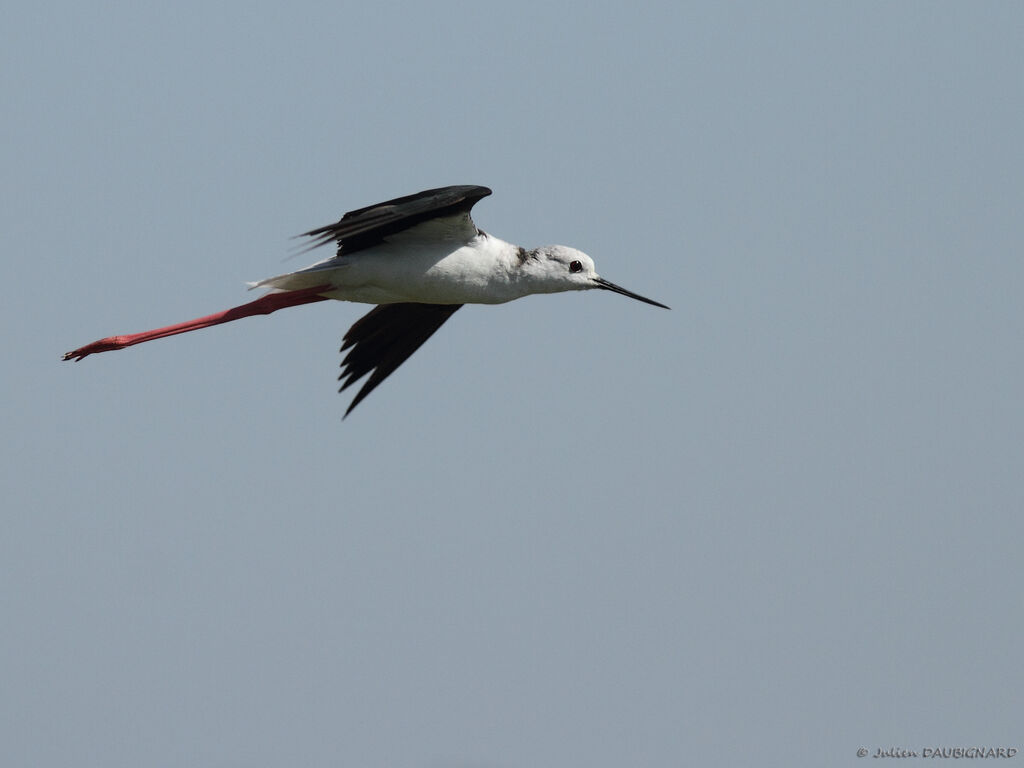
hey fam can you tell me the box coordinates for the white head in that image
[520,245,670,308]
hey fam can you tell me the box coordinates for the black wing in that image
[339,302,463,417]
[302,185,492,256]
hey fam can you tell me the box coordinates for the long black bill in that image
[593,277,670,309]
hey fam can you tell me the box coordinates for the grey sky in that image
[4,2,1022,766]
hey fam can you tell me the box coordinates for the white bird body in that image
[256,225,596,306]
[64,185,667,417]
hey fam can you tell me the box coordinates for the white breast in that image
[251,233,528,306]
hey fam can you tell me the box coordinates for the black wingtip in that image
[298,185,493,257]
[335,303,463,417]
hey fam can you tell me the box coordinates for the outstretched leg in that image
[63,285,332,361]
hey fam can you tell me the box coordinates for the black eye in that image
[569,260,583,273]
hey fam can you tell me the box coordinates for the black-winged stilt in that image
[64,185,669,416]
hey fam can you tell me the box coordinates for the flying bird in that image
[63,185,669,416]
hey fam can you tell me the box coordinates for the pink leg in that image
[63,285,333,361]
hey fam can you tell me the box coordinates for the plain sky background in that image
[3,2,1022,766]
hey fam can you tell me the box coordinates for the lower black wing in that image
[302,185,492,256]
[339,303,463,417]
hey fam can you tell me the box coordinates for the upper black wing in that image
[301,185,492,256]
[339,302,463,417]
